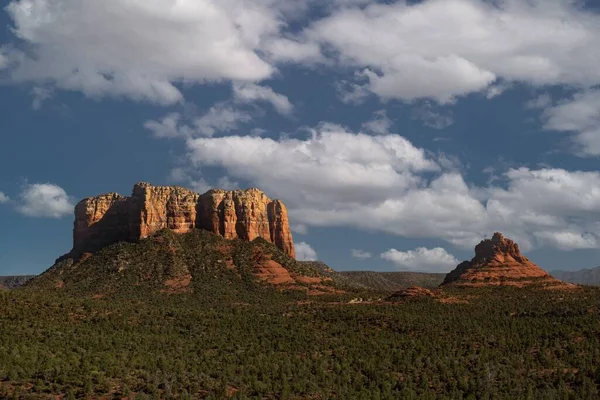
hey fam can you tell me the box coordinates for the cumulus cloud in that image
[144,82,289,138]
[180,123,600,251]
[292,224,309,235]
[362,110,392,134]
[16,183,74,218]
[194,104,253,137]
[381,247,459,273]
[232,82,293,115]
[351,249,372,259]
[3,0,283,104]
[5,0,600,112]
[186,123,440,207]
[295,242,318,261]
[0,192,10,204]
[261,38,322,64]
[144,113,190,139]
[534,231,599,250]
[304,0,600,102]
[145,104,252,138]
[542,90,600,156]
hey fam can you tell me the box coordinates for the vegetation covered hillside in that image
[1,285,600,398]
[338,271,445,291]
[2,230,599,398]
[28,229,344,299]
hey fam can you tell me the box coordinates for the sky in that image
[1,0,600,275]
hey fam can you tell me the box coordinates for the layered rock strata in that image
[73,183,295,258]
[443,232,569,288]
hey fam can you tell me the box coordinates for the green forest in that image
[1,231,600,399]
[1,285,600,399]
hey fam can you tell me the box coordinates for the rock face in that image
[72,183,295,258]
[443,232,569,288]
[388,286,435,300]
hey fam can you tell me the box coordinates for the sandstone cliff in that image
[443,232,572,288]
[72,183,295,258]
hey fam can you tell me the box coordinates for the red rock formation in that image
[73,193,130,251]
[389,286,435,299]
[72,182,295,258]
[443,232,570,288]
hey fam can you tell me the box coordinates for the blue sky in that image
[1,0,600,275]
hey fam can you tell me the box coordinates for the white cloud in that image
[362,110,392,134]
[292,224,308,235]
[216,176,240,190]
[335,79,371,104]
[232,82,293,115]
[3,0,282,104]
[144,113,190,139]
[186,123,440,207]
[167,167,235,194]
[145,82,288,139]
[295,241,318,261]
[145,104,252,138]
[180,123,600,252]
[486,83,512,99]
[411,102,454,129]
[5,0,600,111]
[31,86,53,110]
[261,38,323,64]
[542,90,600,156]
[0,192,10,204]
[381,247,459,273]
[351,249,372,259]
[194,104,252,137]
[17,183,73,218]
[304,0,600,102]
[526,93,552,109]
[0,49,7,70]
[534,231,599,250]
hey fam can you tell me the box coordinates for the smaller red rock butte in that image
[72,182,295,258]
[389,286,435,299]
[443,232,570,288]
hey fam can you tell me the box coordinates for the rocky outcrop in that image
[388,286,435,300]
[72,182,295,258]
[443,232,571,288]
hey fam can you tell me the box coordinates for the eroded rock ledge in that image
[72,182,295,258]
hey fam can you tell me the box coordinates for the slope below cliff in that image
[28,229,337,298]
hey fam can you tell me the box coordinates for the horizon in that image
[1,0,600,275]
